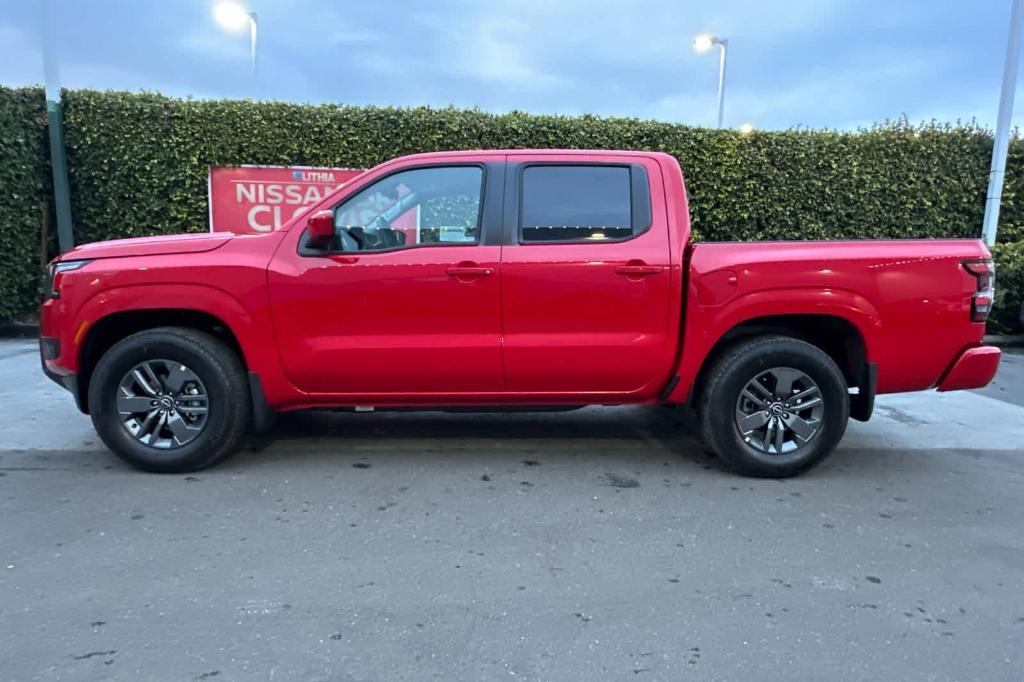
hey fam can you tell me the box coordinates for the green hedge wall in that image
[60,90,1021,245]
[1,87,1022,333]
[990,240,1024,334]
[0,86,49,321]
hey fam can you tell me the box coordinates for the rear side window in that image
[520,165,636,242]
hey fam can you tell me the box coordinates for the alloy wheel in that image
[115,359,209,449]
[734,367,824,455]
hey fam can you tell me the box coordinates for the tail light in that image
[963,258,995,323]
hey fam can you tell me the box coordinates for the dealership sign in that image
[208,165,363,233]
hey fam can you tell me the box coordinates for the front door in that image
[268,160,505,396]
[499,155,674,395]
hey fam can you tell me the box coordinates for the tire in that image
[697,335,849,478]
[88,327,251,473]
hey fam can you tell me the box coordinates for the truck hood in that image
[61,232,233,261]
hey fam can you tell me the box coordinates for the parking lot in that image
[2,338,1023,681]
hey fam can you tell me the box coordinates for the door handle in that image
[447,265,493,277]
[615,264,664,277]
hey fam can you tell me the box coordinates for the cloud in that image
[401,11,564,89]
[179,28,251,61]
[0,22,43,85]
[459,18,565,87]
[635,44,964,130]
[59,60,220,100]
[266,2,382,47]
[0,0,1018,131]
[0,20,206,98]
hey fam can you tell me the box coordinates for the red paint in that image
[69,232,232,259]
[269,243,504,395]
[41,149,1000,416]
[499,152,678,395]
[666,238,995,401]
[936,346,1002,391]
[208,165,363,234]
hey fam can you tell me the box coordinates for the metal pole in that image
[982,0,1024,247]
[717,39,729,128]
[40,0,74,253]
[248,12,258,80]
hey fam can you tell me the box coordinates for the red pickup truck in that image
[40,150,1001,477]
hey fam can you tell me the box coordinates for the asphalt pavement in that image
[1,339,1023,681]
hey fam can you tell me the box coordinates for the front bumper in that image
[39,337,85,412]
[936,345,1002,392]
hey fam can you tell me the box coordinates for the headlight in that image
[43,259,91,300]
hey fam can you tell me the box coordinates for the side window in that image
[519,165,635,243]
[332,166,483,252]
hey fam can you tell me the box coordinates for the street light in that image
[39,0,75,252]
[982,0,1024,247]
[694,33,728,128]
[213,1,258,77]
[739,122,754,135]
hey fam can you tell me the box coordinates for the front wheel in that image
[88,327,251,473]
[697,336,849,478]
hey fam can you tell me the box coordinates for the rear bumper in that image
[936,346,1001,392]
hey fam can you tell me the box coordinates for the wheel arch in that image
[684,313,874,420]
[76,308,247,414]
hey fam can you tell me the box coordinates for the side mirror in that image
[306,210,335,249]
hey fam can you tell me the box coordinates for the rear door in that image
[499,154,674,395]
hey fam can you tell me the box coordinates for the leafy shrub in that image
[991,240,1024,334]
[0,86,48,321]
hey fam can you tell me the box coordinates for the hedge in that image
[990,240,1024,334]
[58,90,1023,245]
[0,87,1022,333]
[0,86,49,321]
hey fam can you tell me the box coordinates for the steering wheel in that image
[337,226,366,252]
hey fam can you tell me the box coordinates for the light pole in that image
[982,0,1024,247]
[40,0,75,253]
[694,34,728,128]
[213,2,258,78]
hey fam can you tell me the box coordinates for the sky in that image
[0,0,1020,131]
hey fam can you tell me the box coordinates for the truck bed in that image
[668,238,991,403]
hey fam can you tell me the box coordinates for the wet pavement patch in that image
[876,405,928,426]
[72,650,116,660]
[604,473,640,488]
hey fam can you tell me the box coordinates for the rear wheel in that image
[88,327,250,473]
[698,336,848,478]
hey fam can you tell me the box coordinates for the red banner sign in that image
[208,165,363,233]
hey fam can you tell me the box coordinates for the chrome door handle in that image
[446,266,493,277]
[615,264,664,276]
